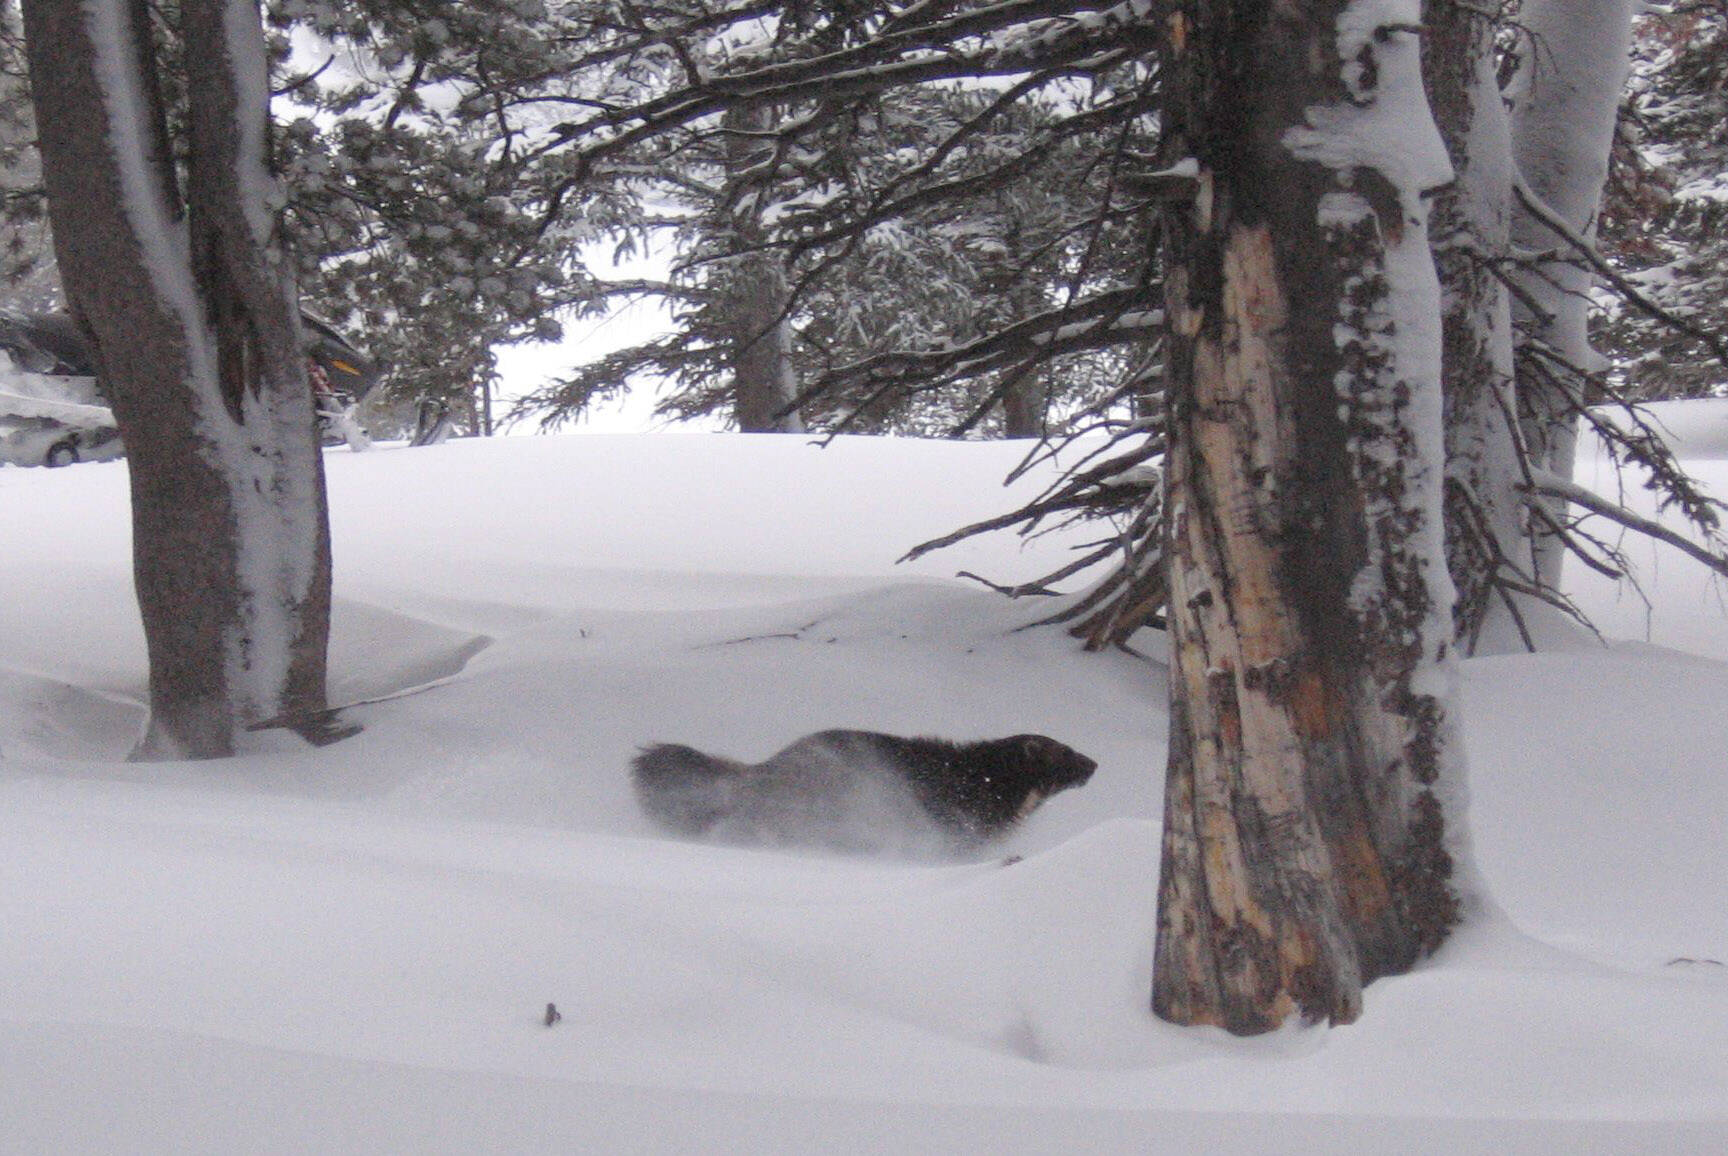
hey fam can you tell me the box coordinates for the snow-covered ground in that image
[3,404,1727,1153]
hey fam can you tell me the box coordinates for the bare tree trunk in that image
[729,256,805,433]
[722,105,804,434]
[999,282,1050,438]
[999,371,1046,439]
[1423,0,1528,648]
[1151,0,1462,1034]
[1506,0,1637,586]
[25,0,331,759]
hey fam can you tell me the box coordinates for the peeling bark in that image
[1151,0,1461,1034]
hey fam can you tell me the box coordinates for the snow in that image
[1289,2,1465,885]
[4,425,1728,1151]
[220,0,283,248]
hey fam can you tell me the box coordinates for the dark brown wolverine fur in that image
[631,730,1097,855]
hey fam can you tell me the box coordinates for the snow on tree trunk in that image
[1151,0,1462,1034]
[1506,0,1637,586]
[23,0,331,759]
[1422,0,1527,648]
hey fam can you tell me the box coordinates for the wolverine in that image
[631,729,1097,856]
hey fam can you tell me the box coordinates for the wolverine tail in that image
[630,743,741,836]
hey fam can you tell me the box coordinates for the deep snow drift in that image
[3,407,1727,1153]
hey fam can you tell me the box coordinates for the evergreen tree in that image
[1598,2,1728,400]
[268,0,595,431]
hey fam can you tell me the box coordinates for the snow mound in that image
[0,668,143,760]
[3,427,1728,1150]
[326,597,493,708]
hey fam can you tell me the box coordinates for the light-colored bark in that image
[1151,0,1461,1034]
[1506,0,1638,585]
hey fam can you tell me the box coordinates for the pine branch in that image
[1528,467,1728,580]
[1513,173,1728,367]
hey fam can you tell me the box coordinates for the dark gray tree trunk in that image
[722,105,804,434]
[24,0,331,759]
[728,257,805,433]
[999,371,1045,439]
[1151,0,1462,1034]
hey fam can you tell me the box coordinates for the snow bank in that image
[3,428,1727,1151]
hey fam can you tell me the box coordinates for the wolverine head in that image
[1004,734,1098,793]
[954,734,1097,837]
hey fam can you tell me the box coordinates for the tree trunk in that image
[722,105,804,434]
[999,280,1050,438]
[1423,0,1528,648]
[729,256,806,433]
[1151,0,1462,1034]
[1506,0,1637,586]
[24,0,332,759]
[999,371,1046,439]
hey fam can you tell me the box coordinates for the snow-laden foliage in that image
[265,0,604,432]
[0,3,56,308]
[1599,3,1728,400]
[508,3,1163,438]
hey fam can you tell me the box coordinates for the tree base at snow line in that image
[24,0,333,759]
[246,709,365,748]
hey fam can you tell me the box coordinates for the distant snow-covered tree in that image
[1598,3,1728,401]
[0,1,56,309]
[510,2,1160,439]
[267,0,589,432]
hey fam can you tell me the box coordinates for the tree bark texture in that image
[24,0,331,758]
[999,370,1047,439]
[1506,0,1637,586]
[728,256,806,433]
[722,105,805,434]
[1422,0,1528,647]
[1151,0,1461,1034]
